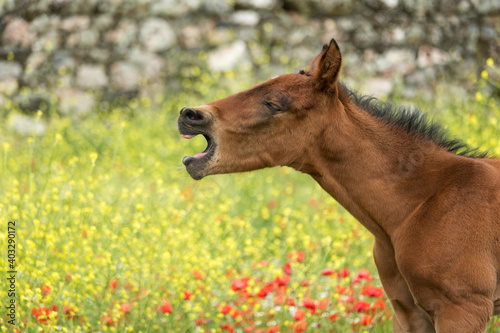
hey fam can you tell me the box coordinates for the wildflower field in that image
[1,63,500,333]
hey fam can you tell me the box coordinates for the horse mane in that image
[340,83,489,158]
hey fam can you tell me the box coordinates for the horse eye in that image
[264,101,284,113]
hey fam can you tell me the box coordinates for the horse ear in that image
[309,39,342,92]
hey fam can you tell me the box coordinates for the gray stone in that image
[29,15,50,34]
[67,29,99,48]
[364,77,395,97]
[76,64,108,89]
[231,11,260,26]
[32,31,61,52]
[457,0,471,13]
[60,16,90,32]
[406,23,425,43]
[139,18,176,52]
[207,40,249,71]
[93,15,114,30]
[404,67,436,87]
[56,88,95,116]
[110,62,141,91]
[353,21,378,48]
[376,49,415,74]
[0,78,19,96]
[2,18,35,47]
[202,0,233,14]
[470,0,500,14]
[105,20,138,48]
[236,0,279,9]
[89,49,111,63]
[0,62,23,80]
[127,48,165,82]
[313,0,355,15]
[52,50,76,71]
[207,26,236,46]
[150,0,201,16]
[180,24,203,49]
[417,45,449,68]
[381,0,398,8]
[7,113,46,136]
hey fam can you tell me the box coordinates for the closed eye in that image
[264,101,284,113]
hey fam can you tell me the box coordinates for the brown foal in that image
[177,39,500,332]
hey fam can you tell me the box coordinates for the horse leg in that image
[373,241,435,332]
[432,296,492,333]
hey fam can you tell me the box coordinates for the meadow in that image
[1,59,500,333]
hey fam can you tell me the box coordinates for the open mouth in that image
[179,130,217,180]
[181,133,215,163]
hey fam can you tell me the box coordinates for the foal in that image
[177,39,500,332]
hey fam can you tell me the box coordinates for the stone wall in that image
[1,0,499,114]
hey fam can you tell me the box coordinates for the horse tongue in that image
[194,152,207,158]
[182,134,196,139]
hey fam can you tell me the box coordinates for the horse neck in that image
[300,94,453,242]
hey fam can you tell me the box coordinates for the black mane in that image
[340,83,488,158]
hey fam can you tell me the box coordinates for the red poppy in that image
[287,297,296,306]
[353,269,373,283]
[275,274,290,286]
[232,309,244,319]
[293,309,305,321]
[302,297,317,314]
[291,319,308,332]
[372,299,386,312]
[110,279,118,290]
[231,277,250,291]
[252,260,269,268]
[41,284,51,296]
[335,284,348,294]
[195,318,207,326]
[31,307,50,324]
[361,314,373,326]
[318,298,330,311]
[192,269,204,280]
[183,291,194,300]
[338,268,350,278]
[160,300,172,314]
[63,304,77,320]
[288,251,305,262]
[244,326,255,332]
[361,285,384,298]
[267,325,279,333]
[257,283,274,298]
[221,323,234,333]
[120,303,130,313]
[320,268,334,276]
[328,313,338,322]
[354,300,371,312]
[101,315,113,325]
[220,304,232,315]
[283,261,292,275]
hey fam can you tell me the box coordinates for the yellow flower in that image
[89,152,98,166]
[475,92,483,102]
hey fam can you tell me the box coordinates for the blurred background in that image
[2,2,500,331]
[1,0,499,119]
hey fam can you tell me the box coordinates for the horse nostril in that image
[181,107,207,124]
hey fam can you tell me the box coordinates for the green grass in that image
[1,64,499,332]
